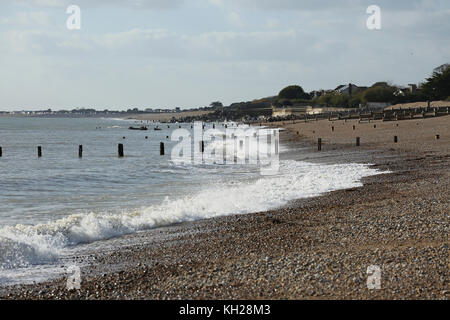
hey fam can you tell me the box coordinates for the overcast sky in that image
[0,0,449,110]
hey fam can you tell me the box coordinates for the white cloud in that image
[0,11,51,26]
[265,18,279,28]
[1,0,185,9]
[0,0,448,110]
[226,11,244,27]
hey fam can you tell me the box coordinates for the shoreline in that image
[1,116,449,300]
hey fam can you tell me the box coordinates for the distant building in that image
[433,63,450,74]
[408,84,418,93]
[310,90,325,98]
[394,88,408,97]
[334,83,365,95]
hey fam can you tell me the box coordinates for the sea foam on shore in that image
[0,160,386,272]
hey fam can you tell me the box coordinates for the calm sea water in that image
[0,117,385,284]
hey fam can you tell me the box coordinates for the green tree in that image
[210,101,223,108]
[363,86,395,103]
[279,85,309,100]
[422,66,450,100]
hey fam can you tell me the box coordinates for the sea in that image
[0,117,384,285]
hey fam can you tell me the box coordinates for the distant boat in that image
[129,126,148,131]
[154,127,162,131]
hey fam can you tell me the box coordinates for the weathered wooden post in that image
[353,125,356,130]
[0,147,2,157]
[223,134,227,163]
[159,142,165,156]
[318,138,322,151]
[78,145,83,158]
[394,136,398,143]
[37,146,42,157]
[200,141,205,153]
[118,144,124,157]
[233,136,237,163]
[332,126,335,132]
[356,137,360,147]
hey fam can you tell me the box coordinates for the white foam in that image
[0,160,386,270]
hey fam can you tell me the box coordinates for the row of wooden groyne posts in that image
[1,107,447,158]
[331,106,449,122]
[0,141,205,158]
[316,134,441,151]
[257,106,450,123]
[0,122,246,159]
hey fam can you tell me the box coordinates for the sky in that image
[0,0,449,111]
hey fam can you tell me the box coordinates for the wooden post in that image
[374,124,377,128]
[352,125,356,130]
[0,147,2,157]
[233,136,237,163]
[223,134,227,164]
[435,134,440,140]
[332,126,334,132]
[394,136,398,143]
[356,137,360,147]
[118,144,124,157]
[318,138,322,151]
[78,145,83,158]
[37,146,42,157]
[200,141,205,153]
[160,142,165,156]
